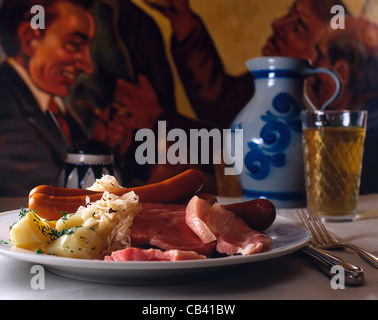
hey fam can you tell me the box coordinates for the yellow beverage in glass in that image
[302,126,366,220]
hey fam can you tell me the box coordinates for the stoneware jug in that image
[229,57,341,208]
[58,139,121,189]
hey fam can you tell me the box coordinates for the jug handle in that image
[303,67,341,111]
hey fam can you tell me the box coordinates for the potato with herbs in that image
[55,212,84,231]
[10,210,57,250]
[46,226,102,259]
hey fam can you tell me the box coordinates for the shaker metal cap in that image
[66,139,114,165]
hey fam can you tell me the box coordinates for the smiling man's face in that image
[28,2,95,97]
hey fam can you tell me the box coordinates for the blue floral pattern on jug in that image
[244,92,302,181]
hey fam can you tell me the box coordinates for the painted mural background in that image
[1,0,376,118]
[1,0,378,197]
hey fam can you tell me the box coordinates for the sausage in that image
[196,194,276,231]
[29,185,101,198]
[28,193,83,220]
[125,169,206,203]
[29,169,207,220]
[223,199,276,232]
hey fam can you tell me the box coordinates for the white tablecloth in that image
[0,195,377,300]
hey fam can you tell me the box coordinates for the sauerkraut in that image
[86,174,124,192]
[56,191,142,258]
[82,191,141,256]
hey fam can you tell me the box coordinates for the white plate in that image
[0,209,310,285]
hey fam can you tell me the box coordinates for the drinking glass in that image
[301,110,367,221]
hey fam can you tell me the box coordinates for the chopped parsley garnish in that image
[57,226,83,238]
[35,249,45,255]
[61,211,69,221]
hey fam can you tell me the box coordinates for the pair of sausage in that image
[28,169,276,231]
[29,169,206,220]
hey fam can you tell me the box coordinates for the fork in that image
[301,244,364,286]
[298,208,378,269]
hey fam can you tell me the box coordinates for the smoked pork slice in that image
[104,247,207,261]
[186,196,271,255]
[130,203,216,257]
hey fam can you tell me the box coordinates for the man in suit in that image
[0,0,95,196]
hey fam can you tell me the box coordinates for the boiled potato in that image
[10,210,57,250]
[46,226,102,259]
[44,219,57,229]
[55,213,84,232]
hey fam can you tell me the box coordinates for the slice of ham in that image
[104,247,207,261]
[186,196,271,255]
[130,203,216,257]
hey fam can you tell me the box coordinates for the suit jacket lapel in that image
[2,62,68,162]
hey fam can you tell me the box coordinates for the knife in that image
[301,244,364,286]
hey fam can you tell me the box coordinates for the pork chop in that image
[130,203,216,257]
[186,196,271,255]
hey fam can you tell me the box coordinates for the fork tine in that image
[297,209,322,245]
[307,208,338,245]
[306,208,331,244]
[297,209,308,229]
